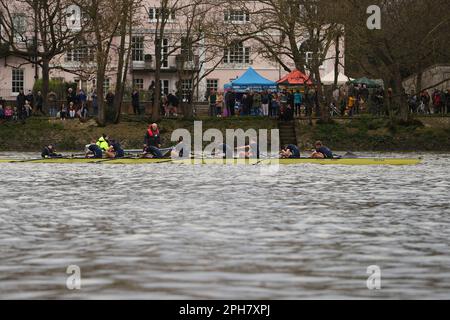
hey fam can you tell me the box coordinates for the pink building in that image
[0,0,345,102]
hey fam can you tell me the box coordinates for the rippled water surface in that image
[0,152,449,299]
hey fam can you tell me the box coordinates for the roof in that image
[277,69,313,85]
[231,67,277,86]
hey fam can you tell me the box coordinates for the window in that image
[305,52,313,66]
[160,80,169,96]
[159,38,169,68]
[149,7,176,22]
[104,79,110,93]
[131,36,144,62]
[180,79,192,100]
[223,42,250,64]
[12,14,26,42]
[66,42,95,62]
[12,68,24,93]
[224,10,250,23]
[180,37,194,62]
[133,78,144,90]
[206,79,218,93]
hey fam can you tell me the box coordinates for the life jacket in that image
[96,137,109,151]
[147,128,159,137]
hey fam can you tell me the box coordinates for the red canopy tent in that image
[277,69,313,88]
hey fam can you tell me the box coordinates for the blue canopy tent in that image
[227,67,277,92]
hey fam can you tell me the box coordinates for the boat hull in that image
[0,158,422,165]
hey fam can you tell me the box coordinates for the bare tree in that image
[0,0,86,105]
[74,0,122,126]
[342,0,450,121]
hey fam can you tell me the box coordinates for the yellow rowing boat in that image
[0,157,422,165]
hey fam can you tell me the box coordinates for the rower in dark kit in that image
[41,145,62,158]
[143,123,163,158]
[280,144,300,159]
[171,136,189,159]
[108,139,125,159]
[85,140,103,158]
[236,138,260,159]
[311,141,334,159]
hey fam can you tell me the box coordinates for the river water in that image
[0,152,449,299]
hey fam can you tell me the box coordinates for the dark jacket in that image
[16,93,26,108]
[144,129,161,147]
[35,94,43,107]
[131,91,140,106]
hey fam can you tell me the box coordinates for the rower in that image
[41,145,62,158]
[85,140,103,158]
[143,123,163,158]
[96,134,110,152]
[171,136,188,159]
[311,140,334,159]
[109,139,125,158]
[280,144,300,159]
[236,139,260,159]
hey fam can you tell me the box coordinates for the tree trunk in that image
[315,67,329,122]
[333,35,340,90]
[394,70,408,122]
[113,5,129,123]
[41,58,50,108]
[97,58,106,126]
[152,38,162,121]
[113,20,127,117]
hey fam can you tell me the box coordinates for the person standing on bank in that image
[132,88,140,115]
[35,91,45,115]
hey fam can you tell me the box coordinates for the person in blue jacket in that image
[311,141,334,159]
[85,140,103,159]
[280,144,300,158]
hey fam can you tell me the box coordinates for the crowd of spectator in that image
[1,84,449,123]
[408,89,450,115]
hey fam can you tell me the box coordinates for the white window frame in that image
[12,68,24,94]
[206,79,218,94]
[149,7,176,23]
[131,36,145,62]
[160,80,170,96]
[133,78,144,90]
[66,42,95,63]
[223,42,250,64]
[224,10,250,23]
[104,78,111,93]
[305,51,324,69]
[161,38,169,68]
[180,79,192,100]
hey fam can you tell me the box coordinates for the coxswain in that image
[85,140,103,158]
[143,123,163,158]
[311,140,334,159]
[280,144,300,159]
[41,145,62,158]
[96,134,110,152]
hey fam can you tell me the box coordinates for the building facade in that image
[0,0,345,102]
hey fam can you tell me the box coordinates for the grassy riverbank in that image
[0,117,278,152]
[296,116,450,151]
[0,116,449,152]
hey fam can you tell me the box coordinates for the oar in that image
[10,155,68,163]
[10,158,46,163]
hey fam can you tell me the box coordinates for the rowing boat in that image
[0,157,422,165]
